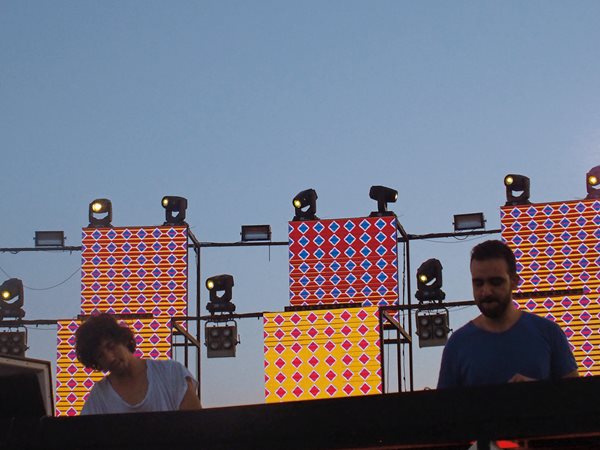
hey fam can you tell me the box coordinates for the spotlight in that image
[292,189,319,221]
[88,198,113,228]
[415,259,445,302]
[162,196,188,225]
[205,322,238,358]
[0,331,27,356]
[453,213,485,231]
[504,174,530,206]
[416,311,449,348]
[206,274,236,314]
[241,225,271,242]
[0,278,25,319]
[585,165,600,200]
[369,185,398,217]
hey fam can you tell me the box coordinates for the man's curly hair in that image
[75,313,136,370]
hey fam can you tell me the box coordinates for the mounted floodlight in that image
[206,274,235,314]
[241,225,271,242]
[162,196,188,225]
[0,331,27,357]
[369,185,398,217]
[453,213,485,231]
[416,311,449,348]
[292,189,319,221]
[205,322,238,358]
[415,259,445,302]
[0,278,25,319]
[34,231,65,247]
[504,174,531,206]
[586,165,600,200]
[88,198,113,228]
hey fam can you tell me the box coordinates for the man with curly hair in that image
[76,313,201,414]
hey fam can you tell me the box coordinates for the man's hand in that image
[508,373,537,383]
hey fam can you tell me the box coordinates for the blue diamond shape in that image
[527,220,538,231]
[346,274,357,284]
[511,222,522,232]
[330,262,341,271]
[578,243,589,254]
[560,231,571,241]
[299,276,309,286]
[344,221,356,231]
[331,288,341,298]
[512,235,523,245]
[299,249,309,259]
[377,258,387,269]
[542,205,554,215]
[329,235,340,245]
[331,275,341,285]
[577,216,587,227]
[526,206,537,217]
[377,286,388,295]
[546,261,556,270]
[360,247,371,257]
[315,249,325,259]
[559,204,570,214]
[360,260,372,270]
[529,247,540,257]
[315,262,325,272]
[561,245,572,256]
[299,236,309,247]
[92,230,102,239]
[122,242,132,252]
[314,222,324,233]
[152,242,162,251]
[543,219,554,229]
[328,221,340,232]
[298,223,309,234]
[579,258,589,268]
[315,275,325,285]
[361,273,372,283]
[576,202,586,213]
[137,229,147,239]
[106,256,116,265]
[377,272,388,282]
[137,255,147,264]
[543,233,554,243]
[344,234,356,245]
[359,219,370,230]
[300,289,310,299]
[152,228,162,238]
[376,245,387,256]
[152,255,162,264]
[315,288,325,299]
[330,248,341,258]
[346,287,356,297]
[376,232,386,243]
[360,233,371,244]
[514,249,523,259]
[345,247,356,257]
[345,261,356,271]
[361,286,372,296]
[510,208,521,219]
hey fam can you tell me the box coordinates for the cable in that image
[0,264,80,291]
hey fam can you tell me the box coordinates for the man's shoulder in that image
[520,311,562,330]
[446,320,478,345]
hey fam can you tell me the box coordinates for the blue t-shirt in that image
[437,312,577,389]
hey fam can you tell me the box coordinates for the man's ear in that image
[510,274,519,291]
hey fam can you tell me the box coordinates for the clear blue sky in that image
[1,1,599,407]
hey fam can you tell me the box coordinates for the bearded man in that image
[437,240,578,389]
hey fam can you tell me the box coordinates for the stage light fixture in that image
[206,274,236,314]
[205,322,238,358]
[241,225,271,242]
[0,331,27,357]
[162,196,188,225]
[453,213,485,231]
[585,165,600,200]
[369,185,398,217]
[0,278,25,319]
[415,259,445,303]
[504,174,531,206]
[88,198,113,228]
[416,311,449,348]
[34,231,65,247]
[292,189,319,221]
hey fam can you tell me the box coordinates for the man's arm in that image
[179,377,202,410]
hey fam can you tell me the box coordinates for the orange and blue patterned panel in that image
[264,307,381,403]
[501,199,600,376]
[55,316,173,416]
[288,216,398,307]
[80,226,188,316]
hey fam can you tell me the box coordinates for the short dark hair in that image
[470,240,517,278]
[75,313,136,370]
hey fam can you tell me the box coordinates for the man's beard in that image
[476,295,511,319]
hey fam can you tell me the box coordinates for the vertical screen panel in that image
[288,216,398,307]
[55,317,173,416]
[80,225,188,316]
[501,199,600,376]
[264,307,381,403]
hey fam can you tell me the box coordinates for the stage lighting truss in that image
[0,330,28,357]
[586,165,600,200]
[241,225,271,242]
[504,174,531,206]
[34,231,65,247]
[369,185,398,217]
[162,196,188,225]
[292,189,319,221]
[0,278,25,320]
[453,212,485,231]
[205,321,239,358]
[416,310,449,348]
[88,198,113,228]
[415,259,446,303]
[206,274,236,315]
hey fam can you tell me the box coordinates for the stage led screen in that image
[80,226,188,316]
[264,307,382,403]
[288,216,398,307]
[55,317,173,416]
[501,199,600,376]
